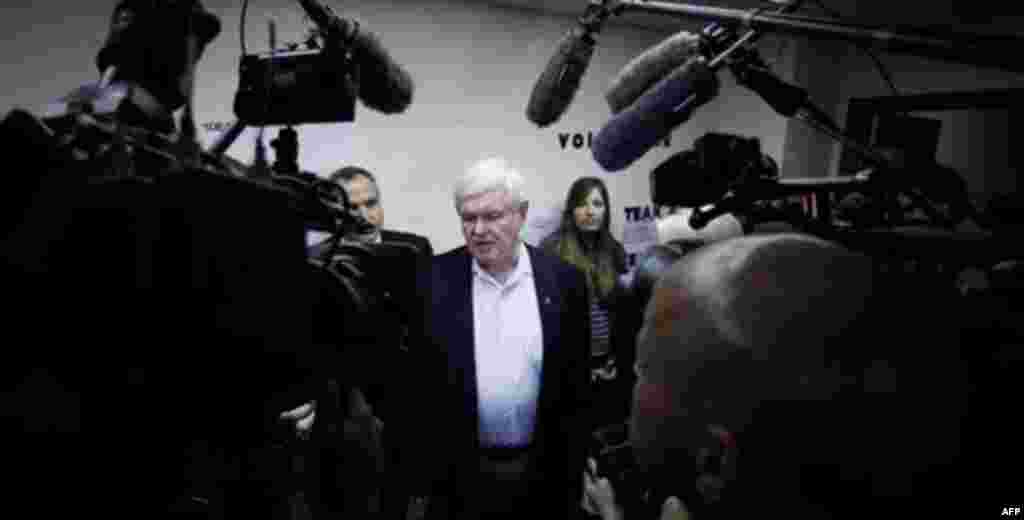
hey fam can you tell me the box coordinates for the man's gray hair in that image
[453,157,528,213]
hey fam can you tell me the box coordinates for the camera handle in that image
[207,121,303,175]
[271,125,300,175]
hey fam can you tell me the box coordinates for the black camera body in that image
[234,47,357,126]
[589,421,743,519]
[590,423,646,512]
[651,132,778,209]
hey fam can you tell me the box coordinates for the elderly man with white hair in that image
[406,157,592,519]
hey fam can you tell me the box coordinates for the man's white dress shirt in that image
[472,242,544,449]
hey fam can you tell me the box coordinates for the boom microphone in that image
[603,0,804,113]
[526,27,595,127]
[526,1,621,127]
[592,58,719,172]
[347,28,414,113]
[295,0,413,114]
[605,30,701,114]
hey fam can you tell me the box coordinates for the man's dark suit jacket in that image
[409,244,591,518]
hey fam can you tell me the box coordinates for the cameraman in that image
[583,233,972,518]
[307,165,433,519]
[3,1,324,517]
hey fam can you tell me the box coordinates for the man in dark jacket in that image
[408,157,590,519]
[307,164,434,519]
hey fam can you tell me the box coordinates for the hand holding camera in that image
[583,457,621,519]
[584,456,690,520]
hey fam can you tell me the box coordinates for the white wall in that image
[2,0,798,253]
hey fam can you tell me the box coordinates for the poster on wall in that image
[622,204,659,272]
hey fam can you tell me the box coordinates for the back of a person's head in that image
[96,0,221,110]
[634,233,969,517]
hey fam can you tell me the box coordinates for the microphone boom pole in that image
[615,0,1024,74]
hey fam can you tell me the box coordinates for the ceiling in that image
[473,0,1024,36]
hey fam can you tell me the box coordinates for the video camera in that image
[589,422,645,513]
[651,132,778,209]
[589,421,742,519]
